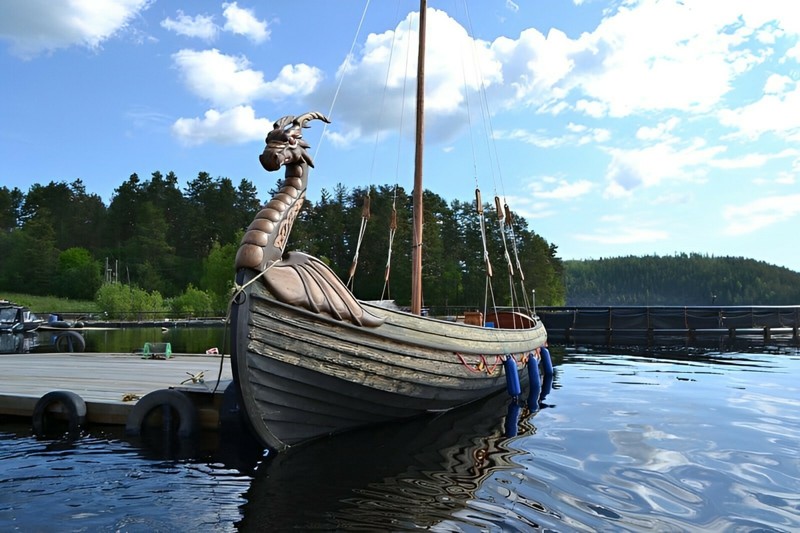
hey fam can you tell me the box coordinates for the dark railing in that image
[537,306,800,344]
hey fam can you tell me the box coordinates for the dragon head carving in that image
[259,112,331,172]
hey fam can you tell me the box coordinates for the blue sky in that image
[2,0,799,273]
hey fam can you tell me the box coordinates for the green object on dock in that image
[142,342,172,359]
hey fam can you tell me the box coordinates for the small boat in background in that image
[0,302,43,334]
[37,313,85,330]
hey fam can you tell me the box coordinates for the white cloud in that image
[764,73,793,94]
[326,8,502,143]
[718,80,800,140]
[173,49,267,107]
[160,3,269,43]
[603,139,726,198]
[787,42,800,62]
[531,178,594,200]
[170,47,322,146]
[491,27,576,108]
[0,0,151,59]
[263,64,325,99]
[172,49,322,108]
[299,1,800,151]
[222,2,269,43]
[636,117,680,141]
[567,1,769,118]
[161,11,218,41]
[574,99,608,118]
[172,105,271,146]
[723,194,800,235]
[483,0,799,123]
[497,124,609,148]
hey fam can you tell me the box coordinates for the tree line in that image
[0,173,565,315]
[564,254,800,306]
[288,183,565,311]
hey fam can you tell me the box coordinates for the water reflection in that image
[0,332,35,354]
[0,325,231,354]
[237,373,555,531]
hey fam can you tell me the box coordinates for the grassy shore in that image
[0,293,100,314]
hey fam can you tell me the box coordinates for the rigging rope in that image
[460,0,537,317]
[346,194,371,289]
[347,0,409,293]
[312,0,373,163]
[380,3,414,300]
[381,196,398,300]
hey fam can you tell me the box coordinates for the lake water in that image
[27,325,231,355]
[2,340,799,531]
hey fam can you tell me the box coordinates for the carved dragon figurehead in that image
[235,112,329,273]
[259,112,330,172]
[235,111,385,328]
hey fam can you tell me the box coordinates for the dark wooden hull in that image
[231,270,547,451]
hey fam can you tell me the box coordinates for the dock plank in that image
[0,352,233,428]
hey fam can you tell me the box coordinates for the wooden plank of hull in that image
[231,274,547,451]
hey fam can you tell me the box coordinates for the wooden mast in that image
[411,0,426,315]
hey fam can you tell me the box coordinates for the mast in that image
[411,0,426,315]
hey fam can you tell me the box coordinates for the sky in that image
[1,0,800,273]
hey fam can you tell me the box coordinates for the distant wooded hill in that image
[564,254,800,306]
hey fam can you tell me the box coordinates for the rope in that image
[312,0,373,164]
[346,194,371,289]
[381,195,398,300]
[505,202,531,312]
[455,352,501,375]
[212,260,278,394]
[345,1,407,292]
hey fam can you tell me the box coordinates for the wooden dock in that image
[538,305,800,345]
[0,351,233,433]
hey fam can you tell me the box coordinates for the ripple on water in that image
[0,431,252,532]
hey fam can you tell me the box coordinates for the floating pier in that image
[538,305,800,345]
[0,352,233,436]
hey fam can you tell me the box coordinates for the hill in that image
[564,254,800,306]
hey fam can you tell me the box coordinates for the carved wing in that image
[263,252,385,328]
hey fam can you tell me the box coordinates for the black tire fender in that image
[32,390,87,435]
[54,331,86,353]
[125,389,200,438]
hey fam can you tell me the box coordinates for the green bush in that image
[56,247,103,300]
[95,283,167,320]
[169,285,214,317]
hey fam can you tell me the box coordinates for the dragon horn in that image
[272,115,296,131]
[293,111,331,129]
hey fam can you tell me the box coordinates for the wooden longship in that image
[230,1,547,452]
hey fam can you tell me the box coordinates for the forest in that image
[3,175,797,314]
[0,174,565,315]
[564,254,800,306]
